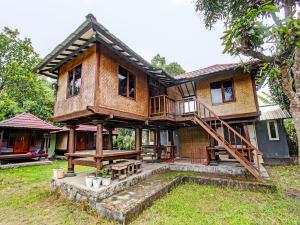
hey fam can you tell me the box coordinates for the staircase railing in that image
[193,99,262,179]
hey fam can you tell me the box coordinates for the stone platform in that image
[51,163,167,206]
[51,162,271,224]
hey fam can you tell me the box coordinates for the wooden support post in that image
[107,128,113,164]
[135,127,142,160]
[153,129,157,146]
[0,130,4,155]
[168,129,174,146]
[156,128,161,147]
[95,123,103,174]
[67,125,76,176]
[156,128,161,160]
[107,128,113,150]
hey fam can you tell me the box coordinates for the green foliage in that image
[113,128,135,150]
[151,54,185,76]
[284,119,299,156]
[0,27,55,121]
[194,0,300,113]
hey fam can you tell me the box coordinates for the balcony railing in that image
[149,95,197,117]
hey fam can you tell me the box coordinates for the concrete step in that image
[96,174,181,224]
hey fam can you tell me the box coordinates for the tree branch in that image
[236,47,277,63]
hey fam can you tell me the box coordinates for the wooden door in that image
[76,133,86,150]
[14,131,30,154]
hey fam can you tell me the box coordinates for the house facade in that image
[36,14,264,180]
[0,113,60,161]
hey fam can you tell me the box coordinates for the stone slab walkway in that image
[0,160,52,169]
[96,174,181,224]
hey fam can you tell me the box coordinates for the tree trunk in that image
[279,47,300,163]
[290,106,300,163]
[293,48,300,163]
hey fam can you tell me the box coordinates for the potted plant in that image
[85,173,94,188]
[53,160,65,179]
[92,169,102,189]
[101,168,112,186]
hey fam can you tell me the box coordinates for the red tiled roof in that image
[175,63,240,80]
[0,112,60,131]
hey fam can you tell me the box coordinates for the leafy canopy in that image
[0,27,54,121]
[151,54,185,76]
[195,0,300,110]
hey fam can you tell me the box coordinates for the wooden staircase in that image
[192,100,263,180]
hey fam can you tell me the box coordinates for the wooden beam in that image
[107,128,113,150]
[168,129,174,145]
[95,123,103,173]
[87,105,148,121]
[156,128,161,147]
[50,37,96,73]
[135,127,142,159]
[67,125,76,176]
[96,123,103,156]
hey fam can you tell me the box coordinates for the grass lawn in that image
[0,161,114,225]
[0,162,299,225]
[266,165,300,193]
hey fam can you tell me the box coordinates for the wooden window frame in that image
[267,120,280,141]
[210,79,236,105]
[118,66,136,100]
[67,64,82,98]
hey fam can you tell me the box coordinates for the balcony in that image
[149,95,197,119]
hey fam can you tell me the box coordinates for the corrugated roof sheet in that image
[259,105,291,121]
[0,113,60,130]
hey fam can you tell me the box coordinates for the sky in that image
[0,0,238,72]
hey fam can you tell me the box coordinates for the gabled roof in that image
[175,63,240,80]
[36,14,175,86]
[0,113,60,131]
[259,105,291,121]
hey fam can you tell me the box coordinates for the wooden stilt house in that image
[36,14,264,180]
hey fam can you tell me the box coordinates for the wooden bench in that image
[110,160,142,180]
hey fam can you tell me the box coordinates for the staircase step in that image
[193,115,262,180]
[96,174,181,224]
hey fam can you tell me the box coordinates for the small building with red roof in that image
[0,112,60,161]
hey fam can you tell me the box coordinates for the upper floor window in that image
[267,120,279,141]
[118,66,135,98]
[67,65,82,97]
[210,79,235,105]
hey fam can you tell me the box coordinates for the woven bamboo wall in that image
[178,127,209,158]
[167,86,182,101]
[98,47,149,117]
[54,46,97,117]
[196,72,257,116]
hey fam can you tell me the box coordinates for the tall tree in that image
[194,0,300,160]
[151,54,185,76]
[0,27,54,121]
